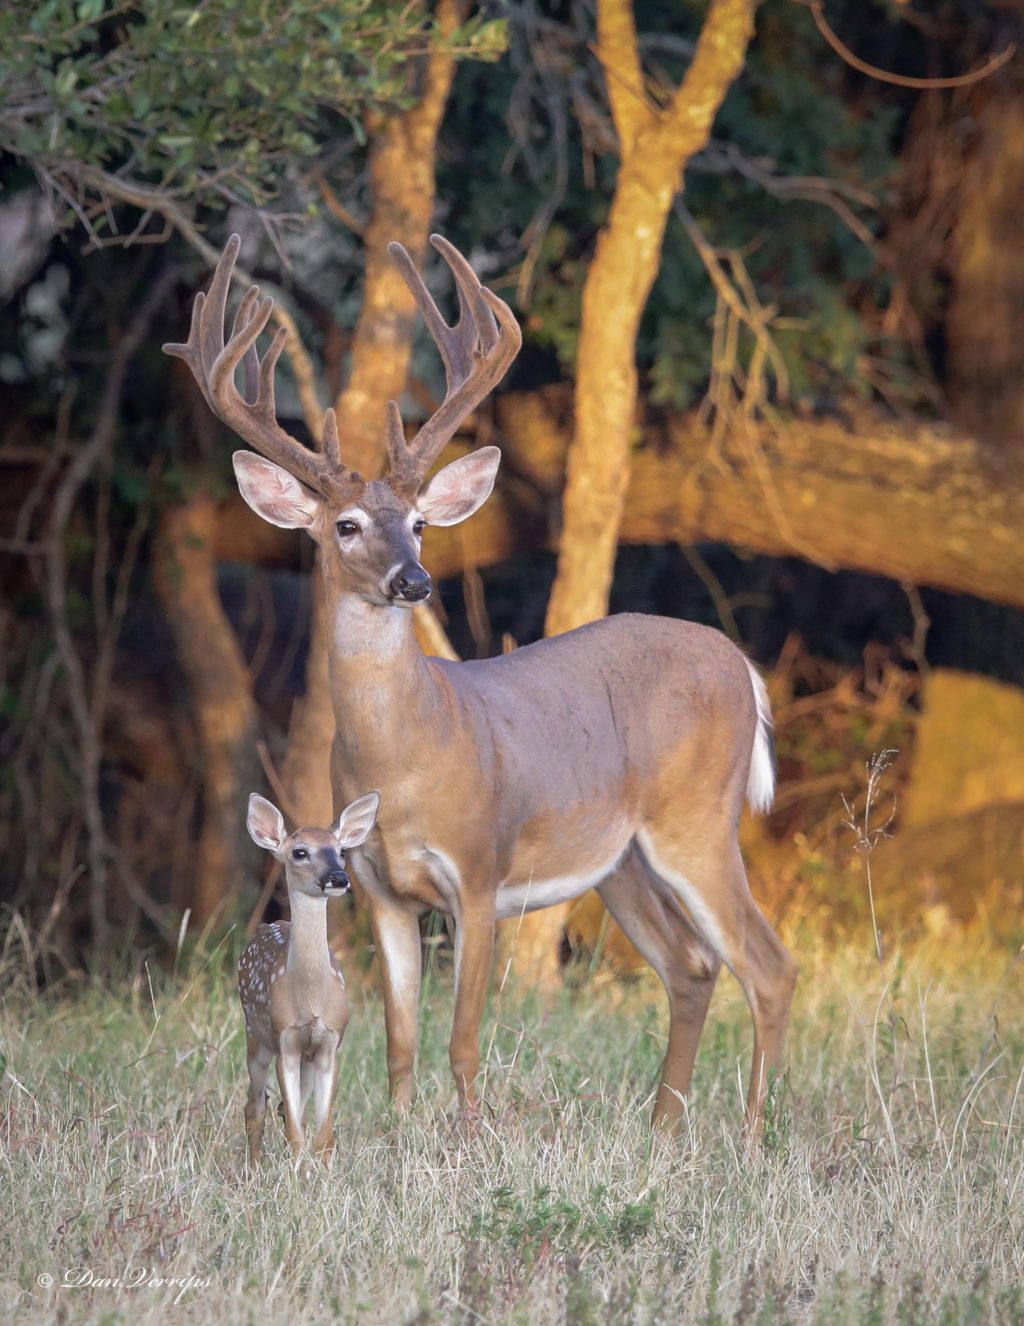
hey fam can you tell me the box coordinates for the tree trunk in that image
[281,566,336,828]
[281,0,467,827]
[334,1,466,477]
[153,495,261,928]
[512,0,758,980]
[948,78,1024,443]
[544,0,758,637]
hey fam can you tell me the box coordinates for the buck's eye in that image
[292,848,309,862]
[336,520,360,538]
[412,519,426,536]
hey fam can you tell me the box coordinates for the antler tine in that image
[387,241,465,388]
[386,235,521,488]
[322,407,344,471]
[387,236,501,393]
[384,399,410,478]
[163,235,355,498]
[230,285,261,405]
[199,229,239,377]
[163,290,215,412]
[431,234,501,360]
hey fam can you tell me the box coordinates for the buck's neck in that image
[323,583,440,746]
[285,889,333,979]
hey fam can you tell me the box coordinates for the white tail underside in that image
[744,658,775,814]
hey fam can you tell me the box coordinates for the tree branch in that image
[663,0,757,158]
[807,0,1016,90]
[43,161,325,443]
[595,0,656,149]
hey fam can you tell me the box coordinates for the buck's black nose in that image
[323,871,350,892]
[389,566,431,602]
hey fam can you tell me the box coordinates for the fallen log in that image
[213,389,1024,612]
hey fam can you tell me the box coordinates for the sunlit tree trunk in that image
[281,0,467,827]
[509,0,758,980]
[948,82,1024,442]
[153,494,261,928]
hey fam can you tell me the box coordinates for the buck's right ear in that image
[233,451,319,529]
[417,447,501,527]
[247,793,286,853]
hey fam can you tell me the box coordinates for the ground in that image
[1,913,1023,1324]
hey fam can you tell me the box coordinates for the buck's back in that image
[437,613,754,771]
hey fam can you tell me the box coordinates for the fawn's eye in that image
[336,520,360,538]
[412,519,426,536]
[292,848,309,861]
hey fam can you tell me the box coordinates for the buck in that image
[238,789,379,1165]
[166,234,797,1137]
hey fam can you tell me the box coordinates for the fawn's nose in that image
[388,565,431,602]
[323,870,350,892]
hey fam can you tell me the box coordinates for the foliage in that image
[466,1182,657,1261]
[441,0,911,411]
[0,0,508,214]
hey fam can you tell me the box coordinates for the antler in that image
[385,235,522,495]
[162,234,356,499]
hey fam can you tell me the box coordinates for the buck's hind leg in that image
[244,1036,274,1166]
[637,825,798,1141]
[598,847,721,1133]
[449,893,497,1116]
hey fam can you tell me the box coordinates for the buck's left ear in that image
[334,791,380,849]
[417,447,501,527]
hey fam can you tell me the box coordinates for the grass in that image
[1,920,1023,1324]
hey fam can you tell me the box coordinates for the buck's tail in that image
[744,657,775,814]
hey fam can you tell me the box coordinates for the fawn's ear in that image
[417,447,500,526]
[334,791,380,849]
[233,451,319,529]
[247,793,286,853]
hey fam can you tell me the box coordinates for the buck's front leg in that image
[450,899,496,1114]
[368,897,422,1113]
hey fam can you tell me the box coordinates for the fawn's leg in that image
[244,1037,274,1166]
[299,1061,314,1116]
[311,1031,341,1160]
[276,1029,306,1163]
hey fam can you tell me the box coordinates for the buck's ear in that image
[417,447,501,527]
[247,793,287,853]
[233,451,319,529]
[334,791,380,849]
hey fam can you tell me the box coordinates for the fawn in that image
[238,789,379,1166]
